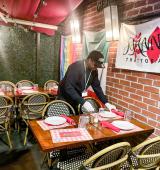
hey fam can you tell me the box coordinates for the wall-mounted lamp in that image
[104,4,119,41]
[70,19,81,43]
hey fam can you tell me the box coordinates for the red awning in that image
[0,0,83,35]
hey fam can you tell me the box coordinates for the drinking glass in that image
[33,84,38,90]
[78,115,89,128]
[124,110,132,121]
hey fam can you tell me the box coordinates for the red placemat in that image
[50,128,93,143]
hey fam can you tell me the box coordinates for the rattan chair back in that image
[0,96,14,123]
[0,96,14,148]
[44,80,59,90]
[0,81,16,92]
[82,142,131,170]
[79,97,103,114]
[16,80,34,88]
[42,100,75,118]
[21,93,49,119]
[132,136,160,169]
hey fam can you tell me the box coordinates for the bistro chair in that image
[42,100,86,168]
[44,80,59,101]
[0,81,16,92]
[19,92,49,145]
[44,80,59,90]
[42,100,75,118]
[78,97,103,114]
[0,96,14,149]
[57,142,131,170]
[130,136,160,170]
[16,80,34,88]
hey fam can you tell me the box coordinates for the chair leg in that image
[24,126,28,145]
[47,152,52,168]
[6,130,12,149]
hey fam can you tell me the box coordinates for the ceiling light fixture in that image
[70,19,81,43]
[103,0,119,41]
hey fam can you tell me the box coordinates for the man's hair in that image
[87,50,104,68]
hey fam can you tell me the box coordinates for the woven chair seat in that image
[57,142,131,170]
[20,93,49,145]
[57,152,92,170]
[22,112,42,120]
[131,136,160,169]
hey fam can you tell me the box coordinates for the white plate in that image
[22,89,37,94]
[44,116,66,126]
[20,86,32,90]
[99,111,117,118]
[112,120,135,130]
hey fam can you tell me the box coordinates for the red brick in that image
[148,0,160,4]
[140,6,153,13]
[123,97,135,104]
[148,119,158,126]
[153,80,160,86]
[155,128,160,136]
[148,106,160,114]
[151,93,160,100]
[109,97,118,103]
[154,3,160,10]
[124,3,134,11]
[126,75,138,82]
[146,74,160,80]
[138,78,153,85]
[114,84,124,90]
[129,105,141,113]
[136,90,150,98]
[118,100,129,108]
[109,87,119,93]
[109,78,120,84]
[135,0,147,8]
[107,82,114,87]
[120,80,130,86]
[136,101,147,109]
[132,72,146,78]
[113,93,123,100]
[143,98,157,106]
[115,73,125,79]
[149,134,157,138]
[134,114,147,122]
[157,115,160,121]
[131,82,143,89]
[119,90,129,97]
[144,86,159,94]
[124,86,136,93]
[130,94,142,101]
[127,9,139,16]
[142,110,157,119]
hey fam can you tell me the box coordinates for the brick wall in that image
[68,0,160,137]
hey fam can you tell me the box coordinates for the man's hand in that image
[83,101,94,112]
[105,103,116,111]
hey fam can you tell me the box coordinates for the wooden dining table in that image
[28,116,154,152]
